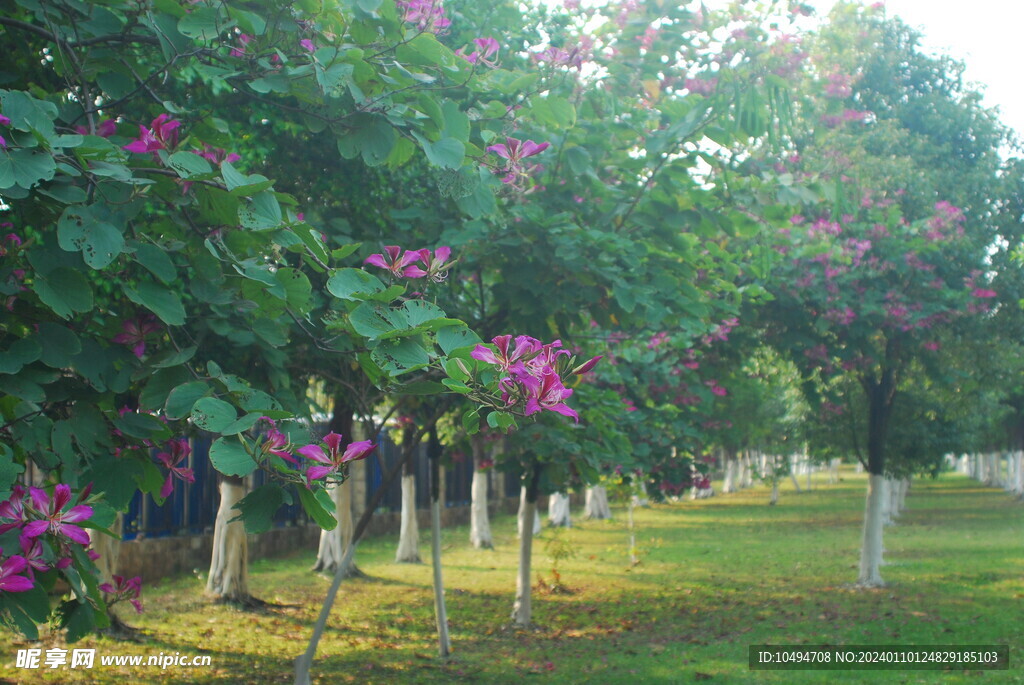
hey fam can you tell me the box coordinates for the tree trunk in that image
[742,452,754,489]
[627,495,638,566]
[722,451,737,493]
[547,492,571,527]
[313,478,359,576]
[857,473,887,587]
[770,478,779,505]
[395,466,421,563]
[511,467,541,627]
[1014,451,1024,497]
[206,476,249,600]
[517,485,541,537]
[584,485,612,519]
[90,513,123,585]
[789,454,802,493]
[829,458,840,484]
[469,435,493,549]
[428,431,451,657]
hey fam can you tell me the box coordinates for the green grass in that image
[2,469,1022,684]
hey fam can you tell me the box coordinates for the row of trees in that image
[1,0,1022,680]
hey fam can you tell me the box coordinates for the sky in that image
[812,0,1024,137]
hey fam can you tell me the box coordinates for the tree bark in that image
[206,476,249,600]
[511,466,541,627]
[469,435,493,549]
[722,450,737,493]
[584,485,612,519]
[547,492,571,527]
[313,478,359,576]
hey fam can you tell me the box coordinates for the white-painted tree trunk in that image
[1013,451,1024,496]
[511,488,536,626]
[470,442,493,549]
[857,474,887,587]
[548,492,571,527]
[207,478,249,600]
[883,477,897,525]
[517,487,541,537]
[90,513,123,584]
[584,485,612,519]
[395,473,421,563]
[855,461,864,474]
[742,453,754,488]
[722,455,737,493]
[313,478,358,576]
[789,454,803,493]
[770,478,780,505]
[429,489,451,656]
[829,458,840,484]
[627,496,638,566]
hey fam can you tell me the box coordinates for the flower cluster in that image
[156,438,194,498]
[0,484,97,594]
[486,137,550,186]
[123,114,180,156]
[457,38,499,67]
[397,0,450,33]
[471,335,601,423]
[100,574,143,614]
[365,246,454,282]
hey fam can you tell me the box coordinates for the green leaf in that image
[129,242,177,284]
[232,484,284,534]
[84,458,145,510]
[530,96,576,130]
[0,337,41,374]
[208,437,257,477]
[238,191,283,230]
[326,268,388,301]
[0,457,24,500]
[165,381,213,420]
[140,367,190,412]
[276,267,311,312]
[413,133,464,169]
[124,281,186,325]
[441,378,472,394]
[191,397,239,433]
[370,338,431,376]
[56,206,124,269]
[219,412,261,436]
[0,149,56,190]
[31,266,94,321]
[35,323,81,368]
[166,151,213,178]
[177,6,223,40]
[436,324,481,354]
[462,408,481,435]
[297,486,337,530]
[151,345,197,369]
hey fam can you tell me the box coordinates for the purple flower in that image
[398,0,451,32]
[300,38,317,53]
[22,485,93,546]
[471,335,541,372]
[19,535,48,578]
[0,485,27,535]
[297,433,376,481]
[197,144,242,166]
[75,118,117,137]
[156,439,194,498]
[486,138,550,185]
[0,550,32,593]
[417,246,454,282]
[521,366,578,422]
[458,37,500,67]
[364,245,428,278]
[230,33,252,58]
[261,429,295,464]
[123,114,180,155]
[112,316,161,358]
[100,574,143,613]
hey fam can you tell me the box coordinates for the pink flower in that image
[365,245,428,278]
[520,367,578,422]
[0,549,33,593]
[397,0,451,32]
[487,138,550,185]
[298,433,375,481]
[457,37,500,67]
[197,144,241,166]
[22,485,93,546]
[971,288,997,298]
[230,33,252,58]
[75,118,117,137]
[123,113,180,155]
[156,439,194,498]
[300,39,317,52]
[417,246,454,282]
[261,429,294,464]
[471,335,541,372]
[0,485,27,535]
[100,574,143,613]
[112,316,161,358]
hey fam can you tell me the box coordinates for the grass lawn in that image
[1,468,1021,684]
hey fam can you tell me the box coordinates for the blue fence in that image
[122,431,480,540]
